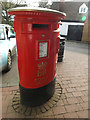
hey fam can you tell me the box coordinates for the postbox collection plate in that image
[37,40,50,60]
[39,42,47,58]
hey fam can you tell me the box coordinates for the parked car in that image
[0,24,16,72]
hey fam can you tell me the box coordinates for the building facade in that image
[51,2,88,21]
[51,2,89,42]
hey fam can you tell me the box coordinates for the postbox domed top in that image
[8,7,66,18]
[8,7,66,15]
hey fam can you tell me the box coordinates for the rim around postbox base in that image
[19,78,56,107]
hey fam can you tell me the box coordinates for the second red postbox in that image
[8,7,66,106]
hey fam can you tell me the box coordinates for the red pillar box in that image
[8,7,66,106]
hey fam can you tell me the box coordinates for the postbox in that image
[8,7,66,106]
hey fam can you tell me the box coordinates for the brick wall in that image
[82,1,89,42]
[82,20,89,42]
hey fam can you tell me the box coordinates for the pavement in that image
[1,40,89,119]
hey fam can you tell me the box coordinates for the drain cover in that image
[12,82,62,116]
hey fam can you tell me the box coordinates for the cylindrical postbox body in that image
[8,7,66,106]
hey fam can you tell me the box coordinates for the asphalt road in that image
[2,54,19,87]
[2,40,88,88]
[65,40,88,55]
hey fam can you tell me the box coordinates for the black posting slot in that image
[32,24,49,29]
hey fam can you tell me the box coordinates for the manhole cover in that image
[12,82,62,116]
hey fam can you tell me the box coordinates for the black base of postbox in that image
[19,78,56,107]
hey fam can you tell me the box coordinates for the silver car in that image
[0,24,16,72]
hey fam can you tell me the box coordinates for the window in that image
[10,27,15,35]
[79,3,88,14]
